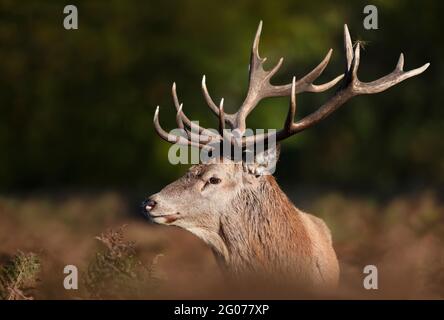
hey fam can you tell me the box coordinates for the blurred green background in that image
[0,0,442,195]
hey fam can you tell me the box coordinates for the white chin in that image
[152,216,168,224]
[151,214,179,224]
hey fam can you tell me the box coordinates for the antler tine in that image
[266,57,284,80]
[344,24,354,72]
[172,82,196,128]
[201,75,220,116]
[251,20,265,72]
[174,104,218,144]
[172,82,195,129]
[285,77,297,130]
[271,49,344,95]
[172,82,222,137]
[172,82,182,113]
[201,75,236,128]
[153,106,214,150]
[218,98,225,135]
[396,53,404,70]
[175,104,185,129]
[352,42,361,80]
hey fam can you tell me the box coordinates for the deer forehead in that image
[187,162,240,178]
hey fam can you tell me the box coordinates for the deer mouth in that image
[150,213,180,224]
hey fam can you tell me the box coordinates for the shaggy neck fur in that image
[207,175,313,279]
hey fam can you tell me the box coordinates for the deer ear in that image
[243,144,281,176]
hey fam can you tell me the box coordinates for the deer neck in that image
[212,175,307,274]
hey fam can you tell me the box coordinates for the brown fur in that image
[219,175,338,288]
[147,162,339,289]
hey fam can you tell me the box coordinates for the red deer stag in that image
[143,22,429,289]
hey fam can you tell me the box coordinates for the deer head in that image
[144,22,428,284]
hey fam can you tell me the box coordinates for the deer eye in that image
[209,177,221,185]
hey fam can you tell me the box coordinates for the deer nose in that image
[142,198,157,212]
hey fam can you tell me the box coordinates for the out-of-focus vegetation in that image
[0,251,41,300]
[0,191,443,299]
[0,0,442,193]
[84,225,165,299]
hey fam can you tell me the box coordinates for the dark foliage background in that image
[0,0,442,195]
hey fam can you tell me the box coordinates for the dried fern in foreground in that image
[84,225,165,299]
[0,251,41,300]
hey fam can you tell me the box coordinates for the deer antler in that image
[153,22,429,152]
[229,21,344,133]
[242,24,430,146]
